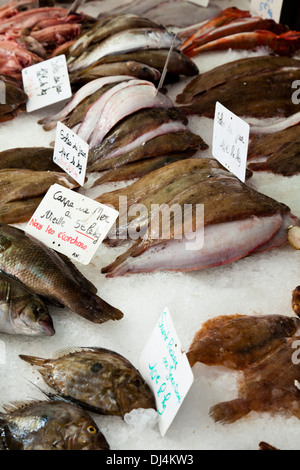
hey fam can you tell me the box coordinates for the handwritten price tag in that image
[250,0,283,22]
[25,184,119,265]
[139,307,194,437]
[53,122,89,187]
[22,55,72,113]
[212,101,249,183]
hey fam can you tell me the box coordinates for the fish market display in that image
[19,347,156,416]
[65,14,198,84]
[247,123,300,176]
[97,0,220,28]
[0,271,54,336]
[0,168,79,224]
[210,336,300,424]
[187,314,300,370]
[176,55,300,118]
[0,223,123,323]
[179,7,291,57]
[95,158,300,277]
[0,74,27,122]
[0,400,110,450]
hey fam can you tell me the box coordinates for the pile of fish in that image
[176,55,300,118]
[0,74,27,122]
[94,158,300,277]
[65,14,199,84]
[0,222,123,332]
[97,0,221,28]
[39,76,208,180]
[179,7,300,57]
[187,314,300,423]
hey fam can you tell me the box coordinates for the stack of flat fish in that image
[187,314,300,423]
[65,14,199,84]
[40,76,208,181]
[176,55,300,119]
[94,158,300,277]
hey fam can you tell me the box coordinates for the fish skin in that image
[292,287,300,316]
[0,147,60,171]
[0,74,27,117]
[210,336,300,424]
[19,347,156,417]
[178,67,300,118]
[0,223,123,324]
[0,400,109,450]
[187,314,300,369]
[0,7,74,33]
[0,271,54,336]
[176,55,300,105]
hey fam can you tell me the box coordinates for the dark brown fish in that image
[187,314,300,370]
[293,287,300,316]
[0,223,123,323]
[0,400,109,450]
[20,347,156,417]
[0,271,54,336]
[259,442,279,450]
[210,336,300,423]
[0,147,59,171]
[247,124,300,176]
[176,56,300,105]
[0,74,27,120]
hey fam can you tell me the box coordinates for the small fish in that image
[0,272,54,336]
[0,223,123,324]
[19,347,156,417]
[187,314,300,370]
[210,336,300,424]
[0,400,109,450]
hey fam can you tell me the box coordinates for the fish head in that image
[15,299,55,336]
[114,369,156,416]
[64,414,110,450]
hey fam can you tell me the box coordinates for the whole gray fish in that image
[0,400,109,450]
[67,28,181,73]
[0,272,54,336]
[20,347,156,417]
[0,223,123,324]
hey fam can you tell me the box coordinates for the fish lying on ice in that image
[0,400,109,450]
[20,347,156,417]
[0,147,59,171]
[187,314,300,370]
[0,223,123,323]
[0,271,54,336]
[94,158,300,277]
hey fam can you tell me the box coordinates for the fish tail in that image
[209,398,250,424]
[19,354,47,367]
[68,287,124,323]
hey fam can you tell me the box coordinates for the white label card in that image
[212,101,249,183]
[250,0,283,22]
[53,122,89,187]
[22,55,72,112]
[25,184,119,265]
[139,307,194,437]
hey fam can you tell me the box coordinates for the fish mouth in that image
[38,318,55,336]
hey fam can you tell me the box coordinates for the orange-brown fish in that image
[0,400,109,450]
[20,347,156,417]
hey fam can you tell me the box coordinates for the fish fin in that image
[0,280,11,302]
[209,398,250,424]
[69,287,124,323]
[1,400,44,414]
[101,240,145,277]
[0,233,11,253]
[19,354,47,367]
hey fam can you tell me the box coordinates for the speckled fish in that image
[209,336,300,423]
[20,347,156,417]
[0,168,80,224]
[247,123,300,176]
[0,400,109,450]
[187,314,300,370]
[0,271,54,336]
[96,158,300,276]
[0,147,59,171]
[67,28,181,73]
[0,223,123,323]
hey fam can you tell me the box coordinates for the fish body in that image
[0,223,123,323]
[210,336,300,423]
[0,74,27,120]
[187,314,300,369]
[0,400,109,450]
[20,347,156,417]
[0,272,54,336]
[0,147,59,171]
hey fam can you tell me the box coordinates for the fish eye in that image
[133,378,143,386]
[90,362,103,373]
[87,426,97,434]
